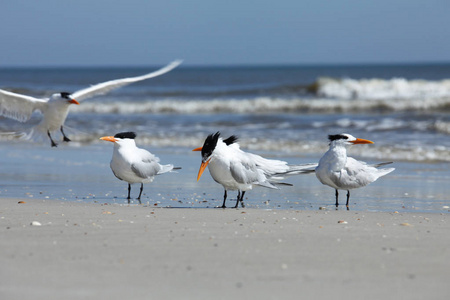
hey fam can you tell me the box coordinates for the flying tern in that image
[0,60,182,147]
[313,134,395,208]
[193,132,317,208]
[100,132,179,204]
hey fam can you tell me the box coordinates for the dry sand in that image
[1,198,449,300]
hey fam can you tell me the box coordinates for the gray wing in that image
[131,161,162,179]
[230,160,261,185]
[0,89,47,122]
[333,158,378,189]
[71,60,182,102]
[130,149,162,179]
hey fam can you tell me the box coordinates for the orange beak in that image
[70,99,80,105]
[197,159,210,181]
[350,138,374,145]
[100,136,118,143]
[192,147,202,152]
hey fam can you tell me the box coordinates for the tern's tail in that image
[271,163,318,178]
[157,164,181,175]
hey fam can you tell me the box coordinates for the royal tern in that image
[193,132,317,208]
[100,132,179,204]
[314,134,395,207]
[0,60,182,147]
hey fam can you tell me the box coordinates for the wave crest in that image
[72,95,450,114]
[315,77,450,100]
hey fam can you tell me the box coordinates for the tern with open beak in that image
[101,132,180,204]
[193,132,317,208]
[0,60,182,147]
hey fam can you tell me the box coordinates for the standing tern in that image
[193,132,317,208]
[314,134,395,208]
[100,132,179,204]
[0,60,182,147]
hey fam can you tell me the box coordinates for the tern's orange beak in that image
[192,147,202,152]
[350,138,374,145]
[100,136,118,143]
[197,159,210,181]
[70,99,80,105]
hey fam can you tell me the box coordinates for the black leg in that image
[137,183,143,204]
[127,184,131,203]
[240,191,246,208]
[234,191,240,208]
[335,189,339,207]
[221,190,227,208]
[60,126,71,142]
[47,131,57,147]
[346,190,350,207]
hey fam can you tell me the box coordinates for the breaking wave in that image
[72,95,450,115]
[314,77,450,100]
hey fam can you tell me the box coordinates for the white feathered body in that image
[316,143,395,191]
[35,97,72,133]
[110,139,174,185]
[207,140,299,191]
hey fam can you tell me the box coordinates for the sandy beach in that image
[0,143,449,300]
[1,198,449,300]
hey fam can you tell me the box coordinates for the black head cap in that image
[223,135,238,146]
[60,92,72,99]
[114,132,137,139]
[328,134,348,142]
[201,132,221,160]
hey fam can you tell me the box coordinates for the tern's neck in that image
[323,143,348,170]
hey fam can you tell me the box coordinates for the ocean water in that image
[0,64,449,212]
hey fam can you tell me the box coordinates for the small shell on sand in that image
[400,223,413,227]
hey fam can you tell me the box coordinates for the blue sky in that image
[1,0,449,66]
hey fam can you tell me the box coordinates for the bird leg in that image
[221,190,227,208]
[47,131,58,147]
[137,183,143,204]
[234,191,240,208]
[60,126,71,142]
[234,191,246,208]
[240,191,246,208]
[346,190,350,208]
[127,184,132,203]
[335,189,339,207]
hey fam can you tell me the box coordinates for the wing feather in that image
[71,60,182,102]
[0,89,47,122]
[131,161,162,179]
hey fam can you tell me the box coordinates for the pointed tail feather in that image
[372,162,393,168]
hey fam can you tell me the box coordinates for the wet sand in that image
[1,198,449,300]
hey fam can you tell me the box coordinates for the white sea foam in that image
[316,77,450,100]
[71,94,450,115]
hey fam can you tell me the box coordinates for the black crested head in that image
[328,134,348,142]
[201,132,220,160]
[223,135,238,146]
[60,92,72,99]
[114,132,137,139]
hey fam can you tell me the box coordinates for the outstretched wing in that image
[71,60,183,102]
[0,89,47,122]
